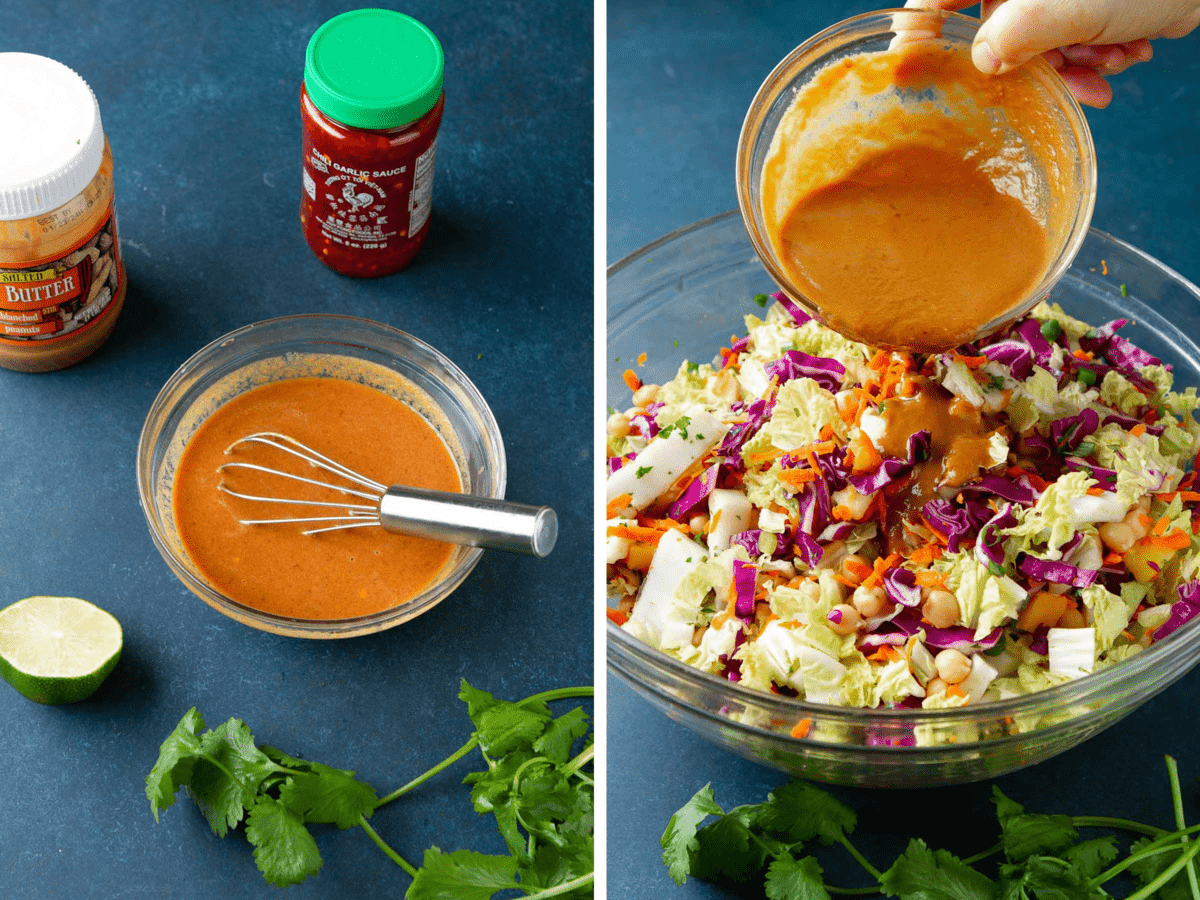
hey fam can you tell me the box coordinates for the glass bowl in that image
[736,8,1097,352]
[137,314,505,639]
[607,211,1200,787]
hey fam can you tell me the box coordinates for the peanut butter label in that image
[0,207,121,342]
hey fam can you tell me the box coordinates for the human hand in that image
[905,0,1200,107]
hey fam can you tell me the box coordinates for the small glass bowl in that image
[607,212,1200,787]
[137,314,505,638]
[736,8,1097,351]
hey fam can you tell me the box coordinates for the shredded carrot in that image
[1130,423,1147,437]
[907,544,942,567]
[818,423,836,442]
[1152,516,1171,537]
[953,354,990,369]
[636,351,647,366]
[1085,487,1106,496]
[832,573,859,589]
[1143,530,1191,550]
[622,369,641,391]
[605,606,629,626]
[1103,551,1123,566]
[606,493,633,518]
[866,645,904,663]
[780,468,819,489]
[944,684,966,699]
[915,570,947,589]
[607,523,686,545]
[843,557,874,582]
[790,718,812,739]
[862,552,901,588]
[831,505,856,522]
[1072,348,1094,361]
[1101,258,1108,276]
[1138,513,1153,528]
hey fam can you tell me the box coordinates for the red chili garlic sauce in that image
[300,84,444,277]
[761,40,1071,353]
[172,377,461,620]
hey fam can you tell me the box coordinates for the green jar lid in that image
[304,9,443,130]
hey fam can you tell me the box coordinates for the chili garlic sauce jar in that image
[0,53,126,372]
[300,9,445,277]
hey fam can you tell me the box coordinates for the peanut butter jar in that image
[0,53,126,372]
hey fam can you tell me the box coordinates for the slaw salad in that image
[606,293,1200,714]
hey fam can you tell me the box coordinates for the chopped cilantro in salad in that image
[605,292,1200,713]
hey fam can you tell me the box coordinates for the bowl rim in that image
[606,213,1200,745]
[136,312,506,638]
[732,7,1098,351]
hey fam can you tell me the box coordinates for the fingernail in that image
[974,40,1002,74]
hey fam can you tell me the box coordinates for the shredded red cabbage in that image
[1153,580,1200,641]
[771,290,812,326]
[764,349,846,393]
[1016,554,1099,588]
[667,463,721,520]
[732,559,758,618]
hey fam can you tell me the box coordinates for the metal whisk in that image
[217,432,557,558]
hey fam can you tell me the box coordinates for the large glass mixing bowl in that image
[607,211,1200,787]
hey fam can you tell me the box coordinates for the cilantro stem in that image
[563,743,596,785]
[1092,825,1200,888]
[837,834,882,882]
[374,736,478,809]
[1071,815,1169,838]
[357,813,417,878]
[1122,838,1200,900]
[520,872,594,898]
[960,841,1003,866]
[1166,755,1200,900]
[373,686,592,810]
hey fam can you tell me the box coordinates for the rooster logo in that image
[342,181,375,212]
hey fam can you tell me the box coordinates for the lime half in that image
[0,596,122,704]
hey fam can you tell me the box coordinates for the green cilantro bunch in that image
[663,756,1200,899]
[146,680,594,897]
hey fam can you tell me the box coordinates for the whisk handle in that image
[379,486,557,557]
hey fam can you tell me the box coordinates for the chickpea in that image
[606,412,631,439]
[925,676,948,697]
[827,604,861,635]
[1098,520,1136,554]
[711,369,741,403]
[851,584,887,618]
[632,383,660,407]
[934,648,972,685]
[922,590,960,630]
[840,553,871,586]
[688,513,710,535]
[1058,606,1088,629]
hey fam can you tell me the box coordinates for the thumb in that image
[975,0,1200,72]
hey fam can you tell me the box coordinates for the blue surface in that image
[608,1,1200,897]
[0,2,592,897]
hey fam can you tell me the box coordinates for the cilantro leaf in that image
[518,833,595,899]
[277,763,378,829]
[998,855,1107,900]
[188,718,286,837]
[1061,837,1119,881]
[406,847,520,900]
[691,814,764,885]
[1128,837,1195,900]
[244,796,323,888]
[460,681,552,757]
[533,707,590,764]
[879,838,995,900]
[145,707,206,821]
[992,788,1077,863]
[765,854,832,900]
[662,784,724,884]
[759,779,857,845]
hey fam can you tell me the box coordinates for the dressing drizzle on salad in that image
[606,295,1200,717]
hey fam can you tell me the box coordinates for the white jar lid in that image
[0,53,106,221]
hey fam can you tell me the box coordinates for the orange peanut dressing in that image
[875,378,1006,550]
[173,377,461,620]
[762,41,1066,352]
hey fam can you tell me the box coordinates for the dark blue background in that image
[608,1,1200,897]
[0,2,593,897]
